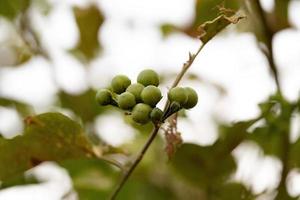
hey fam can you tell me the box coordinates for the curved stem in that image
[109,124,161,199]
[109,43,206,200]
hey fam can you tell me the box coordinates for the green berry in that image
[117,92,136,110]
[137,69,159,86]
[111,75,131,94]
[96,89,113,106]
[168,87,188,106]
[132,103,152,124]
[141,86,162,107]
[150,108,163,122]
[126,83,144,102]
[183,87,198,109]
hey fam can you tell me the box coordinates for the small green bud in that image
[111,75,131,94]
[117,92,136,110]
[96,89,113,106]
[126,83,144,102]
[168,87,188,106]
[183,87,198,109]
[137,69,159,86]
[150,107,163,122]
[131,103,152,124]
[141,86,162,107]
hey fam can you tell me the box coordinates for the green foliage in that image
[0,113,95,181]
[59,89,104,123]
[60,159,120,200]
[0,97,33,117]
[171,143,236,187]
[71,4,104,61]
[0,0,30,19]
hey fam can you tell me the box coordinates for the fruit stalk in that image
[109,43,206,200]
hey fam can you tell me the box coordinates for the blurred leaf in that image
[160,24,178,37]
[198,12,245,44]
[61,159,120,200]
[118,178,176,200]
[0,112,95,181]
[217,120,256,155]
[271,0,291,32]
[248,97,294,158]
[0,173,39,189]
[171,143,236,187]
[184,0,241,37]
[59,89,104,123]
[0,97,33,117]
[210,182,254,200]
[71,4,104,62]
[0,0,30,19]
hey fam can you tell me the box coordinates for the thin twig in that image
[248,1,288,198]
[109,43,206,200]
[249,0,282,95]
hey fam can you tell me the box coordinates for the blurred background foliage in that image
[0,0,300,199]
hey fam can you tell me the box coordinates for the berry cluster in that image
[96,69,198,124]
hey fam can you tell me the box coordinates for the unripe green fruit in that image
[137,69,159,86]
[168,87,188,106]
[117,92,136,110]
[183,87,198,109]
[141,86,162,107]
[126,83,144,102]
[132,103,152,124]
[169,101,181,113]
[96,89,113,106]
[150,108,163,122]
[111,75,131,94]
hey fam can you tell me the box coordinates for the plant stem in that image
[249,0,282,95]
[248,0,289,198]
[109,43,206,200]
[109,124,161,200]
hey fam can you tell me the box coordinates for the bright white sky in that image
[0,0,300,199]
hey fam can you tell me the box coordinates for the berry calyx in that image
[117,92,136,110]
[182,87,198,109]
[126,83,144,103]
[137,69,159,87]
[168,87,188,106]
[131,103,152,124]
[96,89,113,106]
[111,75,131,94]
[141,86,162,107]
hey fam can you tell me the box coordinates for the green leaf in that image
[210,182,254,200]
[118,179,175,200]
[60,159,120,200]
[0,97,33,117]
[0,174,39,189]
[198,12,245,44]
[0,0,30,19]
[59,89,105,123]
[171,143,236,187]
[248,96,294,158]
[184,0,241,37]
[71,4,104,62]
[0,112,95,181]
